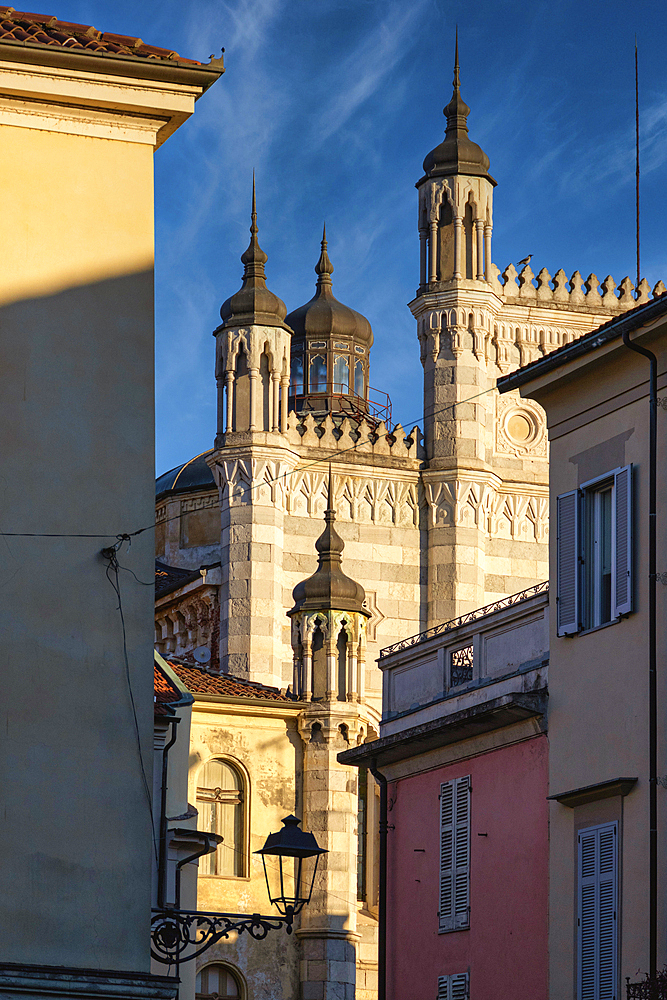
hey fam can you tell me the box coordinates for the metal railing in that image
[380,581,550,658]
[288,382,392,428]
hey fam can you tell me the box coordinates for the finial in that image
[454,25,459,90]
[443,31,470,136]
[326,463,335,518]
[251,169,257,235]
[241,172,268,273]
[315,223,334,286]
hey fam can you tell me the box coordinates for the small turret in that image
[288,468,369,703]
[285,226,377,421]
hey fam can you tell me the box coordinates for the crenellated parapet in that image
[491,262,665,313]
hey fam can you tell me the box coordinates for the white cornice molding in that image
[0,57,204,145]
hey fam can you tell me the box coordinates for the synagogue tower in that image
[153,40,666,1000]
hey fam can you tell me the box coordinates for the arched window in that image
[309,354,327,392]
[333,355,349,394]
[196,759,246,877]
[290,355,304,394]
[354,360,364,398]
[196,963,243,1000]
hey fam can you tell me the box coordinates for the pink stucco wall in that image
[386,735,548,999]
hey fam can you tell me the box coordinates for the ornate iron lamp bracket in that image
[151,907,294,965]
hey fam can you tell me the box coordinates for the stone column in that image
[484,224,493,282]
[280,374,290,433]
[248,367,258,431]
[225,371,234,433]
[428,218,438,284]
[475,219,485,280]
[453,216,463,279]
[271,371,280,432]
[419,227,428,286]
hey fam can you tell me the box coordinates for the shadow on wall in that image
[0,269,159,971]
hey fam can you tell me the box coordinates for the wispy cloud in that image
[312,0,430,147]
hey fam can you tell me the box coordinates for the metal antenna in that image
[635,36,641,295]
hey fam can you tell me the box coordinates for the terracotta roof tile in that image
[168,661,295,703]
[0,8,204,64]
[154,661,183,717]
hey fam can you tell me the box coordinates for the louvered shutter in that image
[613,465,633,617]
[437,973,469,1000]
[439,777,470,932]
[451,973,469,999]
[578,823,617,1000]
[557,489,580,635]
[454,777,471,929]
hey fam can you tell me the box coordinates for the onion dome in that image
[285,225,373,350]
[289,468,370,618]
[219,175,288,329]
[420,33,496,187]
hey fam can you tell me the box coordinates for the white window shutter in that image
[578,823,617,1000]
[557,489,580,635]
[439,777,470,932]
[437,973,468,1000]
[613,465,633,617]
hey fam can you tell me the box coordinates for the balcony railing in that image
[288,382,392,428]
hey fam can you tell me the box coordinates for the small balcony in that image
[287,381,392,429]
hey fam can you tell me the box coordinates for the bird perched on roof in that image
[516,255,532,268]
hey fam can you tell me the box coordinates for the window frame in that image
[556,465,633,636]
[195,962,245,1000]
[195,756,250,880]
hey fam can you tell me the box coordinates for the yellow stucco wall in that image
[0,119,156,971]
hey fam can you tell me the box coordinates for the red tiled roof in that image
[168,661,295,703]
[0,8,205,65]
[154,661,183,716]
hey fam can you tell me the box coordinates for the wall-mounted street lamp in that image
[151,815,326,965]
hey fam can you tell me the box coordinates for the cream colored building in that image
[499,293,667,997]
[154,45,665,1000]
[0,11,221,1000]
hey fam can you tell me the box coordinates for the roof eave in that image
[0,36,224,92]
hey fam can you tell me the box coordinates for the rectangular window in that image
[439,776,470,932]
[578,822,618,1000]
[437,973,469,999]
[556,465,633,636]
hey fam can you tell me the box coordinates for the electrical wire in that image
[0,383,497,542]
[103,539,160,869]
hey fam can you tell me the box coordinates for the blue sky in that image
[51,1,667,476]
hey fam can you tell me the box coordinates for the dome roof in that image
[285,227,373,349]
[218,176,288,330]
[420,37,495,187]
[156,450,215,499]
[289,469,370,618]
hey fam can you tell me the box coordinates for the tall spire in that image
[218,173,288,329]
[240,170,269,276]
[315,222,334,289]
[419,32,493,185]
[443,28,470,137]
